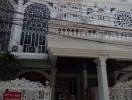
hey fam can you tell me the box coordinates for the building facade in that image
[1,0,132,100]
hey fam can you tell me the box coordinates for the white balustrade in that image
[52,3,132,30]
[56,27,132,43]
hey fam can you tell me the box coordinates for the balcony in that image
[49,22,132,46]
[51,3,132,30]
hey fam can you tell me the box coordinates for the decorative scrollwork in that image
[114,11,132,27]
[113,80,132,88]
[20,3,50,53]
[0,78,51,100]
[0,78,45,89]
[110,80,132,100]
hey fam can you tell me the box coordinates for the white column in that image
[95,56,110,100]
[51,68,57,100]
[83,64,88,100]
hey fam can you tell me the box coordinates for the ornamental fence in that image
[110,81,132,100]
[0,79,51,100]
[110,88,132,100]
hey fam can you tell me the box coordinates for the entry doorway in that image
[55,74,81,100]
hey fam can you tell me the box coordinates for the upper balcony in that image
[51,1,132,30]
[48,1,132,46]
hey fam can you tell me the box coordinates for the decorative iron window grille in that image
[20,3,50,53]
[114,11,132,27]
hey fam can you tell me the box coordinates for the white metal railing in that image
[57,12,113,24]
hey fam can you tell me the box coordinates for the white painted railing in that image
[52,27,132,44]
[54,5,132,30]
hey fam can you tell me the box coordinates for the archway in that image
[17,71,49,85]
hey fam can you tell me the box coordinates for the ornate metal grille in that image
[110,81,132,100]
[20,3,50,53]
[114,11,132,27]
[0,0,14,51]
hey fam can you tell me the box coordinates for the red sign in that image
[3,90,21,100]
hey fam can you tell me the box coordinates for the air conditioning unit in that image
[12,45,23,53]
[29,47,35,53]
[12,45,18,52]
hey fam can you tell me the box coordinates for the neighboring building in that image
[1,0,132,100]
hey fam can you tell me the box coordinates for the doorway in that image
[55,74,81,100]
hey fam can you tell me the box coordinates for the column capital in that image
[98,56,108,60]
[18,0,24,4]
[94,56,108,67]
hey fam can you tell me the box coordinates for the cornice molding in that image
[48,35,132,60]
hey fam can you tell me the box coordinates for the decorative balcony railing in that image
[50,27,132,44]
[52,3,132,30]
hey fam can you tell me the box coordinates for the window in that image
[20,3,50,53]
[98,15,105,21]
[87,8,93,14]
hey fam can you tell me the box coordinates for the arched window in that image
[0,0,14,51]
[20,3,50,53]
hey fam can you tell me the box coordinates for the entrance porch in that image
[54,57,132,100]
[48,34,132,100]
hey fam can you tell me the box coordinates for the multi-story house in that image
[1,0,132,100]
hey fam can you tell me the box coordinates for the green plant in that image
[0,52,19,80]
